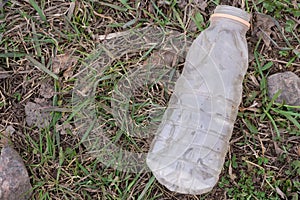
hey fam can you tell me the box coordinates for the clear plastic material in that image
[146,5,250,195]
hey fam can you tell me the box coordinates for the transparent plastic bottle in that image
[146,5,250,195]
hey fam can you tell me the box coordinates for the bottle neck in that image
[210,5,250,31]
[209,18,249,33]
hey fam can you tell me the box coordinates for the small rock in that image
[0,146,32,200]
[267,71,300,106]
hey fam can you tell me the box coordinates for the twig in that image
[265,59,300,67]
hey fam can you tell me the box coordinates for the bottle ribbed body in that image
[146,5,250,194]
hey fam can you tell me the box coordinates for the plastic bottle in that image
[146,5,250,195]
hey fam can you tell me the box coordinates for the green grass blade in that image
[0,52,26,57]
[119,0,134,10]
[283,114,300,129]
[244,118,259,134]
[99,2,127,11]
[276,110,300,130]
[260,90,281,121]
[150,0,170,24]
[137,176,156,200]
[264,109,280,137]
[271,108,300,117]
[31,21,44,64]
[192,12,205,31]
[172,8,185,30]
[29,0,47,22]
[261,61,273,71]
[26,55,59,80]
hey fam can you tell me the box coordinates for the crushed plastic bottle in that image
[146,5,251,195]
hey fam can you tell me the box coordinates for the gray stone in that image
[0,146,32,200]
[267,71,300,106]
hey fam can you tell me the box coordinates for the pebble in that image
[267,71,300,106]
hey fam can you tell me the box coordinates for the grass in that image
[0,0,299,199]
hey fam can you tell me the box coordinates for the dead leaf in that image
[271,128,284,155]
[39,80,54,99]
[25,101,51,128]
[177,0,207,11]
[228,162,237,181]
[63,66,74,80]
[56,123,72,135]
[254,13,276,47]
[145,50,180,67]
[196,0,208,11]
[187,19,198,32]
[52,53,77,75]
[0,67,10,79]
[5,126,15,135]
[177,0,187,9]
